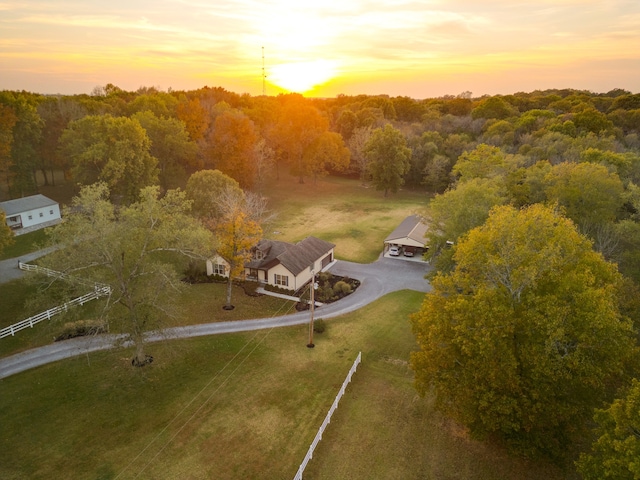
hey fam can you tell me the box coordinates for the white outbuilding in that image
[0,194,61,233]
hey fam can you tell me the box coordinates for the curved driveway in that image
[0,257,432,379]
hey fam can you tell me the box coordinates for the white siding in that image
[12,204,61,229]
[206,255,230,277]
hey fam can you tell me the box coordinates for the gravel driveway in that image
[0,257,432,379]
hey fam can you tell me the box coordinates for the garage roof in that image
[384,215,428,248]
[0,194,58,217]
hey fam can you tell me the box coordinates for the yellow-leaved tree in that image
[411,204,636,458]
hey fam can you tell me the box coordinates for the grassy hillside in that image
[0,291,566,480]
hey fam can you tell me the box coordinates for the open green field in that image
[0,291,566,480]
[264,174,429,263]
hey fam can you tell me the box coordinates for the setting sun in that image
[268,60,339,94]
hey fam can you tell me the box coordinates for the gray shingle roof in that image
[246,236,335,276]
[0,194,58,216]
[384,215,428,244]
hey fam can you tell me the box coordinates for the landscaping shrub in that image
[313,319,326,334]
[264,284,294,295]
[55,319,107,341]
[333,280,352,296]
[241,281,260,296]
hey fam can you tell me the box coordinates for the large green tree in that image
[208,109,259,188]
[425,177,508,271]
[364,124,412,197]
[577,379,640,479]
[59,114,158,203]
[185,169,242,222]
[40,183,212,366]
[411,204,636,457]
[0,91,43,197]
[301,131,350,183]
[272,96,329,183]
[133,111,198,190]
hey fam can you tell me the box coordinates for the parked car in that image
[403,247,415,257]
[389,245,400,256]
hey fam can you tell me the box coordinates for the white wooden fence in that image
[0,263,111,338]
[293,351,362,480]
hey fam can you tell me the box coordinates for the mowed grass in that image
[263,174,429,263]
[0,228,48,260]
[0,291,566,480]
[0,280,294,358]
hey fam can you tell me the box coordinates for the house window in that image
[28,215,32,220]
[212,264,226,275]
[39,212,44,217]
[254,249,264,260]
[49,210,54,215]
[274,274,289,287]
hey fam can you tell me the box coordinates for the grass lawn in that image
[0,229,48,260]
[0,291,567,480]
[263,174,429,263]
[0,279,294,359]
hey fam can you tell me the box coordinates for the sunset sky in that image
[1,0,639,98]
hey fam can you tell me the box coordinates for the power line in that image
[115,295,298,479]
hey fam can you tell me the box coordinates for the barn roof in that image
[0,194,58,217]
[384,215,428,246]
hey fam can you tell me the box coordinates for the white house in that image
[207,236,336,291]
[384,215,428,256]
[0,194,61,233]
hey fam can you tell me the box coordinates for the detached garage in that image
[384,215,428,258]
[0,194,61,233]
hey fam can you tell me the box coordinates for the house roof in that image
[246,236,335,276]
[0,194,58,217]
[384,215,428,247]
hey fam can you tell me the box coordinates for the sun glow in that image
[268,60,339,94]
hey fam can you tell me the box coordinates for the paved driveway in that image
[0,257,432,379]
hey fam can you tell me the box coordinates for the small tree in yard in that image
[40,183,213,366]
[212,186,263,310]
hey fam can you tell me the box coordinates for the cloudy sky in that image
[1,0,639,98]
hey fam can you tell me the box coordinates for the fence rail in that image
[293,351,362,480]
[0,263,111,339]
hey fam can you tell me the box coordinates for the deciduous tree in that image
[0,104,17,197]
[185,169,242,222]
[577,379,640,479]
[301,131,350,183]
[209,109,259,188]
[213,186,262,310]
[59,114,158,204]
[40,183,212,366]
[0,91,43,197]
[411,204,635,457]
[133,111,198,190]
[364,124,411,197]
[272,96,329,183]
[0,210,14,255]
[347,126,373,185]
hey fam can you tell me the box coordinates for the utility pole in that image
[262,46,266,96]
[307,269,315,348]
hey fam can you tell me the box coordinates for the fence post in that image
[292,352,362,480]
